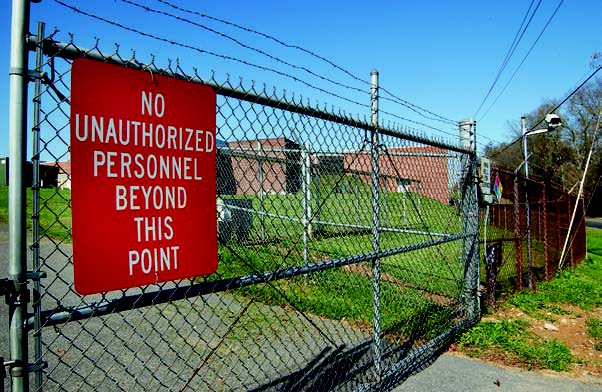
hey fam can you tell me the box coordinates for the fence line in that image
[3,23,480,391]
[482,164,587,307]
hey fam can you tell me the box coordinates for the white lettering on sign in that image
[141,91,165,118]
[74,114,215,152]
[79,90,211,280]
[128,245,180,276]
[71,58,217,295]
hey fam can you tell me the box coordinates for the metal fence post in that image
[521,117,534,289]
[513,172,523,290]
[302,145,312,267]
[31,22,45,391]
[542,183,550,281]
[8,0,31,390]
[256,141,265,241]
[370,69,382,378]
[459,118,479,321]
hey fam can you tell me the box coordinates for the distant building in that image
[41,161,70,190]
[343,145,449,203]
[222,137,301,195]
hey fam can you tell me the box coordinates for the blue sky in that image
[1,0,600,156]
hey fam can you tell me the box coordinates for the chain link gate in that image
[4,17,481,392]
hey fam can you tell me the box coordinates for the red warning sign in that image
[70,58,217,295]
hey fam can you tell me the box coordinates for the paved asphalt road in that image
[586,218,602,229]
[395,354,601,392]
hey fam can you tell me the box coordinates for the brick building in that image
[343,145,449,203]
[221,137,301,195]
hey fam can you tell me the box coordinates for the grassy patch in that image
[506,256,602,317]
[1,181,464,342]
[586,317,602,340]
[459,320,573,371]
[459,227,602,372]
[0,186,72,241]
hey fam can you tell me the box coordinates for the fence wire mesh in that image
[481,164,587,307]
[3,30,479,391]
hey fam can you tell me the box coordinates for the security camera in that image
[545,113,562,129]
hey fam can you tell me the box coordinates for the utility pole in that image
[522,116,534,289]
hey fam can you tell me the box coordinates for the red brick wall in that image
[343,146,449,203]
[227,138,291,195]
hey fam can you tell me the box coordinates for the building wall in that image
[343,146,449,203]
[227,138,301,195]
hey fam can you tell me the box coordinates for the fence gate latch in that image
[0,278,17,305]
[1,358,17,390]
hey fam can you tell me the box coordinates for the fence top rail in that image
[27,34,472,155]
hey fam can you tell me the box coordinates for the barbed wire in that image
[119,0,371,97]
[154,0,458,126]
[53,0,370,110]
[380,109,459,140]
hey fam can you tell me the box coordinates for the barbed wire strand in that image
[120,0,370,97]
[53,0,372,110]
[155,0,458,125]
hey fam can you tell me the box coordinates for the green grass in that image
[586,317,602,340]
[459,320,573,371]
[0,186,72,241]
[0,181,465,341]
[506,231,602,317]
[459,227,602,372]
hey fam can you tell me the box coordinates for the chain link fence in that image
[481,164,587,308]
[3,26,480,391]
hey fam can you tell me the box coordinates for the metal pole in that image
[370,69,382,379]
[354,156,360,226]
[513,172,523,290]
[31,22,44,390]
[313,162,320,234]
[542,182,550,281]
[459,118,479,321]
[256,141,265,240]
[8,0,31,390]
[522,116,534,289]
[301,146,312,267]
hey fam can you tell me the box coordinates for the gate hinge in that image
[10,67,69,103]
[1,358,47,385]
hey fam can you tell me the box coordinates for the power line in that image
[531,66,601,130]
[52,0,370,109]
[380,91,457,125]
[155,0,458,127]
[473,0,542,117]
[479,0,564,121]
[488,66,602,159]
[380,109,459,139]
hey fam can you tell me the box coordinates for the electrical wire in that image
[488,66,602,159]
[473,0,542,118]
[479,0,564,122]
